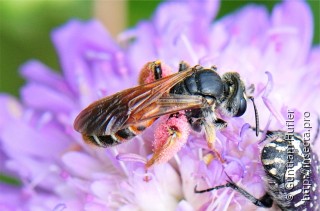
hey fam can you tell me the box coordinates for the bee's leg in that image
[189,118,203,132]
[188,112,224,162]
[145,113,190,168]
[146,126,179,168]
[153,60,163,80]
[139,61,173,84]
[168,112,183,119]
[202,120,224,162]
[213,118,227,129]
[178,61,190,72]
[194,182,273,208]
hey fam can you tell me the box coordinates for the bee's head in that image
[221,72,259,136]
[221,72,247,117]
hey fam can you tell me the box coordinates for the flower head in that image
[1,0,319,210]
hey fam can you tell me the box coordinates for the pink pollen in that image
[151,113,190,165]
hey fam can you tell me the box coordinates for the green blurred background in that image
[0,0,319,97]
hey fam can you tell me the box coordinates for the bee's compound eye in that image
[235,98,247,117]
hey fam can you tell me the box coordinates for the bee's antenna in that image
[248,97,259,137]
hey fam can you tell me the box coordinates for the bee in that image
[195,128,320,210]
[74,61,258,166]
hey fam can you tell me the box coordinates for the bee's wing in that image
[74,67,203,136]
[134,94,206,122]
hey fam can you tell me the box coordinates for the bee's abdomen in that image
[82,125,148,147]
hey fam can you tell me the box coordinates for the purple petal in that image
[62,152,105,179]
[179,154,212,209]
[5,156,63,191]
[1,119,70,159]
[176,200,194,211]
[238,123,250,150]
[0,185,22,210]
[155,0,219,45]
[116,153,146,164]
[52,20,123,96]
[84,203,108,211]
[122,22,158,76]
[262,72,273,100]
[224,161,245,180]
[21,83,75,113]
[268,0,312,66]
[262,72,285,125]
[0,95,22,130]
[219,5,269,46]
[52,203,67,211]
[91,180,113,198]
[20,60,73,97]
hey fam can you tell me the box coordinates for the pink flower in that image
[0,0,319,210]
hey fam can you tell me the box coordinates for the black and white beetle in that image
[195,129,320,210]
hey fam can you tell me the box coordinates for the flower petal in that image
[270,0,312,66]
[2,119,70,160]
[0,95,22,130]
[21,83,75,113]
[20,60,72,96]
[62,152,106,179]
[52,20,124,99]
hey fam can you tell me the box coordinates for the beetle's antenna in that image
[194,173,273,208]
[194,184,228,193]
[248,97,259,137]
